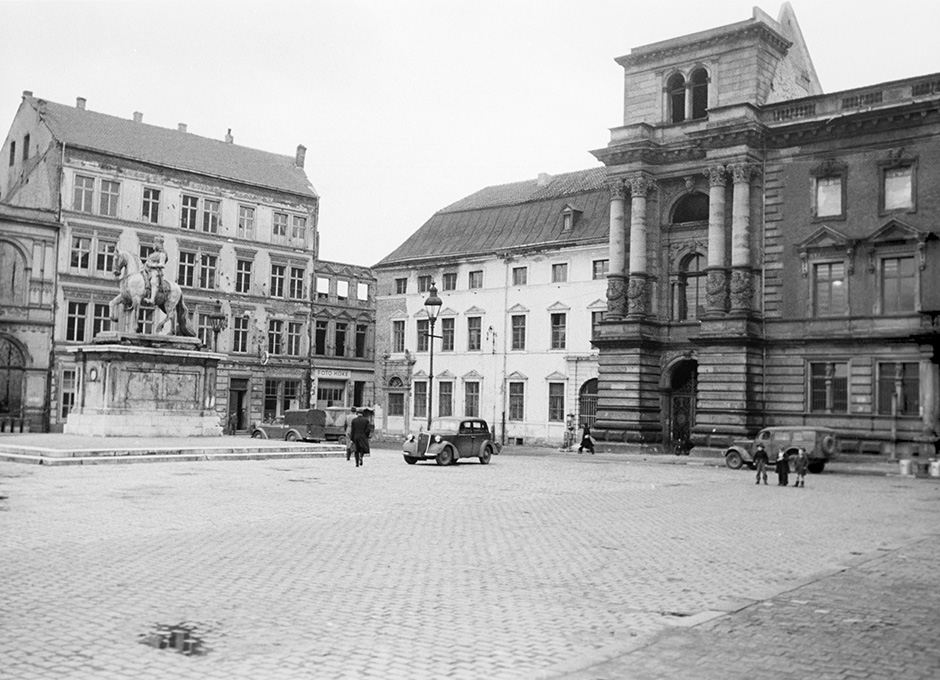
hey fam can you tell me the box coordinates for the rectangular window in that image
[197,313,212,348]
[92,303,111,337]
[882,256,916,313]
[809,362,848,413]
[142,187,161,223]
[355,324,368,358]
[511,315,526,351]
[509,382,525,421]
[232,316,249,353]
[137,307,154,334]
[414,381,427,419]
[95,239,116,273]
[177,251,196,287]
[551,263,568,283]
[593,259,609,280]
[287,321,302,356]
[316,276,330,299]
[70,236,91,271]
[548,382,565,422]
[22,134,28,160]
[73,175,94,213]
[813,262,847,316]
[315,320,328,355]
[512,267,527,286]
[392,320,405,353]
[334,322,347,357]
[814,176,843,218]
[99,180,120,217]
[550,312,567,350]
[356,282,369,301]
[238,205,255,239]
[139,244,153,262]
[467,316,482,351]
[417,319,429,352]
[592,310,604,337]
[180,195,199,230]
[273,212,288,239]
[198,253,217,290]
[337,280,348,300]
[388,392,405,417]
[438,381,453,417]
[268,319,283,355]
[395,277,408,294]
[878,362,920,416]
[883,166,913,211]
[270,264,286,298]
[464,382,480,417]
[235,259,252,294]
[291,215,306,241]
[418,275,432,293]
[442,272,457,291]
[441,318,455,351]
[8,141,14,167]
[289,267,305,299]
[468,270,483,289]
[202,199,220,233]
[61,368,77,419]
[264,379,279,422]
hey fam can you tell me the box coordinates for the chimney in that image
[537,172,552,187]
[295,144,307,168]
[225,128,233,144]
[178,123,187,133]
[76,97,86,110]
[133,111,143,123]
[22,90,33,98]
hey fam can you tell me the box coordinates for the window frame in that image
[468,270,483,289]
[810,161,847,221]
[879,161,916,215]
[879,254,917,315]
[508,381,525,421]
[467,316,482,351]
[550,312,567,350]
[551,263,568,283]
[395,277,408,295]
[512,267,527,286]
[142,187,161,224]
[72,175,95,213]
[877,361,920,416]
[442,272,457,291]
[511,314,526,351]
[808,360,849,413]
[391,319,405,354]
[812,260,848,317]
[464,381,480,418]
[440,317,455,352]
[180,194,199,230]
[548,382,565,422]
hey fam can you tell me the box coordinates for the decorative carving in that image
[607,179,626,201]
[705,269,727,311]
[888,147,906,162]
[628,176,656,197]
[684,176,695,190]
[728,162,760,185]
[627,276,648,316]
[704,165,727,187]
[810,158,847,178]
[918,235,928,270]
[729,269,754,310]
[606,276,627,318]
[800,251,808,277]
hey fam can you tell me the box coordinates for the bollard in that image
[899,459,913,476]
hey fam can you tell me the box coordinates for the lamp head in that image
[424,282,442,322]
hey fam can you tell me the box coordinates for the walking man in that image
[349,408,372,468]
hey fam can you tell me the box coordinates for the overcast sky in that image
[2,0,939,267]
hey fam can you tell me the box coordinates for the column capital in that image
[606,179,627,201]
[627,175,656,197]
[704,165,728,187]
[727,162,760,185]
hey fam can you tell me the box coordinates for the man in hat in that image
[344,407,358,461]
[349,408,372,468]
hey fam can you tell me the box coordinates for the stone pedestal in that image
[64,333,224,437]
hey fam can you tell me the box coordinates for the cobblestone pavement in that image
[1,449,938,679]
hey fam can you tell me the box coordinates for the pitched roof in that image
[376,168,610,267]
[27,96,317,198]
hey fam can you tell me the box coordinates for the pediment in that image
[464,305,486,315]
[797,225,851,250]
[545,371,567,381]
[412,369,427,379]
[546,301,570,312]
[436,370,456,380]
[507,371,528,381]
[462,370,484,380]
[438,307,459,317]
[507,303,529,313]
[587,299,607,310]
[865,219,927,244]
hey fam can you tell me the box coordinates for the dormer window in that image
[667,73,686,124]
[561,204,582,231]
[690,68,709,119]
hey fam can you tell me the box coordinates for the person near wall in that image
[577,424,595,454]
[344,407,358,461]
[349,408,372,468]
[776,450,790,487]
[753,443,769,485]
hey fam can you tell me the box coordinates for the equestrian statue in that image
[109,236,196,337]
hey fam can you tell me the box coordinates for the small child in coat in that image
[776,451,790,487]
[793,449,808,487]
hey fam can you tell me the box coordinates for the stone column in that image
[728,163,759,313]
[704,165,728,313]
[605,179,628,319]
[627,175,655,317]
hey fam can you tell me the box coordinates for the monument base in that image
[64,336,225,438]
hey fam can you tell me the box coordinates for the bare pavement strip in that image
[0,437,938,679]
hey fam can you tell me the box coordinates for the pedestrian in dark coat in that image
[577,424,595,454]
[793,449,808,487]
[776,451,789,487]
[753,443,769,485]
[349,409,372,468]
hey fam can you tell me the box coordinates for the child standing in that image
[776,451,790,486]
[753,443,769,485]
[793,449,808,487]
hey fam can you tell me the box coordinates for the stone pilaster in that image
[606,179,628,320]
[626,176,655,318]
[704,165,728,313]
[728,162,760,313]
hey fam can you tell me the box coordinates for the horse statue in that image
[109,249,196,337]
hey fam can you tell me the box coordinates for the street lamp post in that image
[208,301,228,352]
[424,282,443,429]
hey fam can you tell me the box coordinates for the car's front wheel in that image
[808,461,826,474]
[436,446,455,466]
[403,455,418,465]
[725,450,743,470]
[251,431,265,439]
[285,432,299,442]
[479,446,492,465]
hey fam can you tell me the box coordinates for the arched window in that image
[387,376,405,416]
[690,68,709,119]
[671,192,709,224]
[0,337,26,415]
[667,73,686,124]
[578,379,598,429]
[675,253,706,321]
[0,241,27,306]
[388,376,403,388]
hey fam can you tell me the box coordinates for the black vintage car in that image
[402,417,501,466]
[250,409,327,442]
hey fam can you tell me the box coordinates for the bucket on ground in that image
[899,459,913,476]
[928,459,940,478]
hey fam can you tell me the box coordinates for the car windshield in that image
[428,419,460,433]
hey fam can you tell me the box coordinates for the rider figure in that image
[144,236,167,305]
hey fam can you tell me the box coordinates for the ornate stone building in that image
[0,94,375,432]
[591,5,940,456]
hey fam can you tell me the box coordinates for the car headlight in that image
[406,434,415,442]
[433,435,442,443]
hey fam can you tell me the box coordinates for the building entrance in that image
[667,360,697,454]
[228,378,249,433]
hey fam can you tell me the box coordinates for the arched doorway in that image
[578,379,598,428]
[0,337,26,417]
[667,360,697,453]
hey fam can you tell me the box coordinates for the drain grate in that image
[139,622,210,656]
